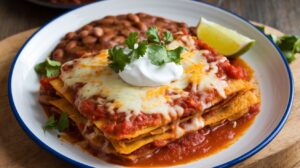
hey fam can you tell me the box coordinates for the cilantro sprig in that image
[35,58,61,77]
[108,27,186,73]
[255,25,300,63]
[43,112,69,132]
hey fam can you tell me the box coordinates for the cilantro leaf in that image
[277,35,299,63]
[146,27,160,43]
[282,51,296,63]
[255,25,265,32]
[147,44,168,66]
[147,44,185,66]
[34,62,46,75]
[277,35,298,51]
[45,65,60,77]
[294,39,300,53]
[108,46,130,73]
[163,31,173,44]
[47,58,61,66]
[132,41,147,59]
[43,115,57,131]
[108,27,184,71]
[43,113,69,132]
[255,24,299,63]
[35,58,61,77]
[167,46,185,64]
[267,34,278,43]
[125,32,138,49]
[57,112,69,132]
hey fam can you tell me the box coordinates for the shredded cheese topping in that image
[60,36,229,122]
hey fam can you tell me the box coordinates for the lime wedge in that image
[196,17,255,57]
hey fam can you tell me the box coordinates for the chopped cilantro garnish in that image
[125,32,138,49]
[147,44,169,66]
[43,115,57,131]
[57,112,69,132]
[108,27,185,72]
[147,44,185,66]
[167,46,186,64]
[35,58,61,77]
[108,46,131,73]
[43,112,69,132]
[132,40,147,60]
[163,31,174,44]
[255,25,299,63]
[146,27,160,43]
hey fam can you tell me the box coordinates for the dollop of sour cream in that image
[119,53,183,87]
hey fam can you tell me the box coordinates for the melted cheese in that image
[60,37,229,121]
[175,114,205,138]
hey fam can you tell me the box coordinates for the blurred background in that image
[0,0,299,40]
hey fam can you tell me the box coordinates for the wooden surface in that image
[0,0,299,167]
[0,0,299,41]
[0,25,299,167]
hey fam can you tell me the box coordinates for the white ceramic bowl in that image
[8,0,294,167]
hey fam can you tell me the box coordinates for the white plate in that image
[8,0,294,167]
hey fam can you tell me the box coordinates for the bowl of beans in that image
[50,13,194,62]
[26,0,98,9]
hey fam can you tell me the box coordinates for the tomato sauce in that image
[112,107,259,167]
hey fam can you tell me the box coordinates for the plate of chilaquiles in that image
[9,0,293,167]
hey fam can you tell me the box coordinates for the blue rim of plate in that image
[8,0,294,167]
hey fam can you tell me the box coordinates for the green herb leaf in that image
[35,58,61,77]
[57,112,69,132]
[167,46,185,64]
[108,46,131,73]
[45,65,61,77]
[277,35,299,63]
[34,62,46,75]
[47,58,61,67]
[255,24,299,63]
[43,113,69,132]
[294,39,300,53]
[255,25,265,32]
[147,44,185,66]
[282,51,296,63]
[163,31,173,44]
[146,27,160,43]
[267,34,278,44]
[125,32,138,49]
[132,40,147,59]
[109,27,184,71]
[43,115,57,131]
[147,44,168,66]
[277,35,298,51]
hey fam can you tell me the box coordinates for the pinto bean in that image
[66,32,77,39]
[135,22,147,31]
[79,30,90,38]
[120,20,131,27]
[83,25,93,31]
[52,49,64,60]
[93,27,104,37]
[127,13,140,23]
[136,12,148,18]
[57,40,67,48]
[82,36,97,45]
[99,18,115,25]
[113,36,125,44]
[65,41,77,52]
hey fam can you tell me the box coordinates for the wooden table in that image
[0,0,300,168]
[0,0,299,41]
